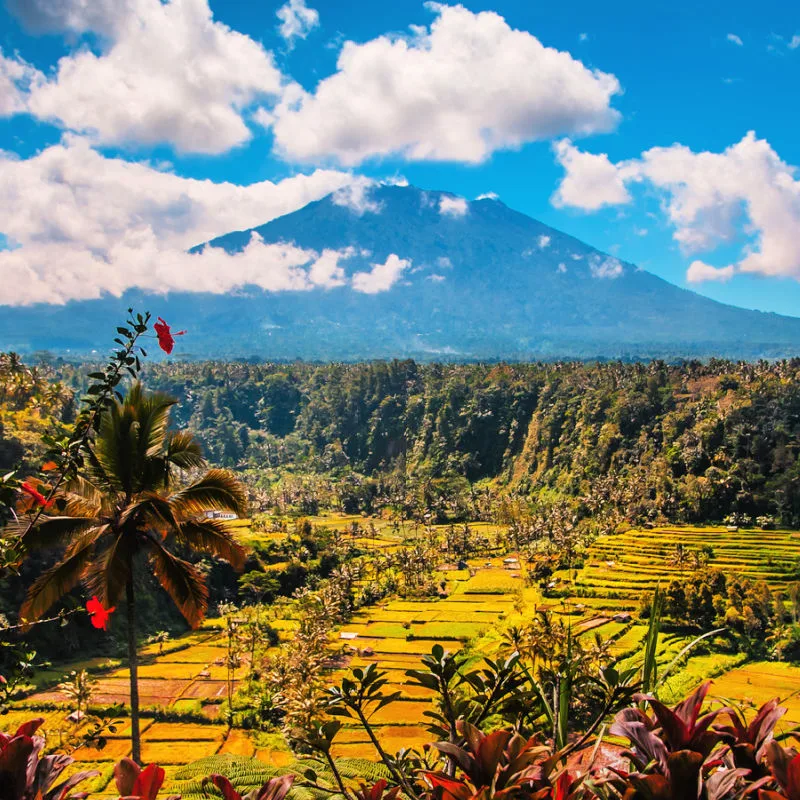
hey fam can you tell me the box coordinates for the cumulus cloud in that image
[352,254,410,294]
[686,260,735,284]
[8,0,284,154]
[538,235,551,248]
[552,139,632,210]
[476,191,499,200]
[331,180,382,214]
[727,33,743,46]
[439,196,469,217]
[0,137,358,304]
[0,50,42,116]
[589,254,624,279]
[305,246,354,288]
[277,0,320,45]
[0,232,361,305]
[272,3,621,165]
[554,132,800,282]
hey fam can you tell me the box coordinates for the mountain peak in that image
[4,186,800,360]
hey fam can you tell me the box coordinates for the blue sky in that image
[1,0,800,314]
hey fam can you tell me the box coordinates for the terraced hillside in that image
[8,519,800,789]
[578,526,800,598]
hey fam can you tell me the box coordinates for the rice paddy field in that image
[8,517,800,790]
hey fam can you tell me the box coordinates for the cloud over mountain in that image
[0,137,355,304]
[272,3,621,165]
[554,132,800,283]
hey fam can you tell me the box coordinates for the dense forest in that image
[6,356,800,526]
[108,358,800,526]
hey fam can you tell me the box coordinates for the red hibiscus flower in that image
[86,596,116,630]
[153,317,186,355]
[21,481,53,508]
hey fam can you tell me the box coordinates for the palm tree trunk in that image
[126,574,142,764]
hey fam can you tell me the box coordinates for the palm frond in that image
[19,515,97,552]
[119,492,181,532]
[165,430,206,472]
[169,469,247,517]
[175,518,247,570]
[94,399,129,494]
[20,527,104,622]
[137,389,176,461]
[65,473,112,510]
[84,530,135,607]
[146,542,208,628]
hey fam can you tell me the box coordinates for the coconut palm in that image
[19,383,247,763]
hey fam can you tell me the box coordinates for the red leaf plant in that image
[424,721,583,800]
[353,779,402,800]
[0,716,99,800]
[759,741,800,800]
[203,771,295,800]
[113,758,180,800]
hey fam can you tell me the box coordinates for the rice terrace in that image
[6,500,800,794]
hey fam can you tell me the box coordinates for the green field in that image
[9,518,800,788]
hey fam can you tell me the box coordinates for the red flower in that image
[86,596,116,630]
[21,481,53,508]
[154,317,186,355]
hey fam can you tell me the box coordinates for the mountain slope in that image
[2,184,800,359]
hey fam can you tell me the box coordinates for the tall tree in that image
[18,383,247,762]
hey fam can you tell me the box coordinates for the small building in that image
[204,510,238,521]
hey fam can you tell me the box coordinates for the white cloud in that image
[634,226,648,236]
[686,260,735,284]
[727,33,743,46]
[0,231,362,304]
[476,191,499,200]
[331,180,382,214]
[538,234,551,248]
[0,50,42,116]
[306,246,353,288]
[352,254,411,294]
[0,137,357,304]
[589,254,624,279]
[557,262,567,273]
[790,35,800,50]
[579,32,589,42]
[277,0,320,46]
[7,0,136,35]
[11,0,284,154]
[272,3,621,165]
[552,139,632,210]
[439,196,469,217]
[426,273,446,282]
[553,132,800,281]
[436,256,453,269]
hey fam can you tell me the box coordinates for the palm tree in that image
[19,383,247,763]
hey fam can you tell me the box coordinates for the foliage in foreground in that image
[6,677,800,800]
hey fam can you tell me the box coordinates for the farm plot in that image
[709,662,800,729]
[11,521,800,779]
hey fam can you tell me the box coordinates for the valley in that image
[7,513,800,794]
